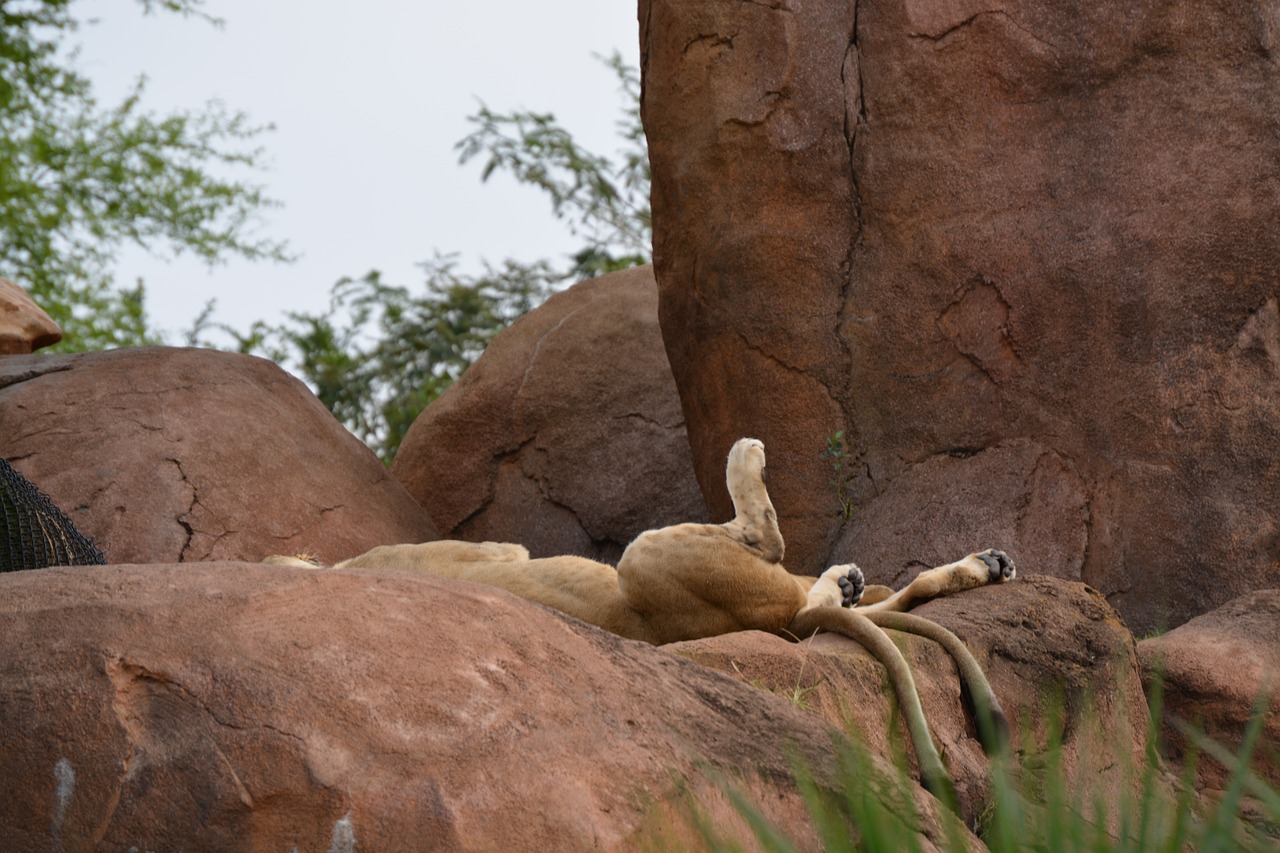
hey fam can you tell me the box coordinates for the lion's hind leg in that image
[723,438,785,563]
[617,523,807,643]
[859,549,1015,613]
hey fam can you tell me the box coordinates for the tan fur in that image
[267,438,1014,646]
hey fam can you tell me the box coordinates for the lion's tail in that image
[861,610,1011,755]
[786,606,956,805]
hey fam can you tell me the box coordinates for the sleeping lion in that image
[266,438,1016,800]
[269,437,1013,643]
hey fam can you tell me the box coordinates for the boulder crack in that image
[837,0,865,413]
[166,457,199,561]
[612,411,685,431]
[0,362,74,390]
[683,32,738,56]
[734,330,843,413]
[910,9,1062,61]
[512,302,592,414]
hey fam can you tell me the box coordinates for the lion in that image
[266,438,1016,800]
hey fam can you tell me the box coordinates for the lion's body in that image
[265,437,1017,798]
[321,527,810,645]
[267,439,1013,646]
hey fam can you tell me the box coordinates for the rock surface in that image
[671,574,1155,823]
[0,563,968,853]
[835,440,1089,589]
[1138,589,1280,790]
[393,265,709,563]
[0,348,437,564]
[0,278,61,355]
[640,0,1280,633]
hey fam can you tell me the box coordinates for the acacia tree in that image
[212,53,649,462]
[0,0,288,349]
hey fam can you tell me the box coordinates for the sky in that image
[75,1,642,342]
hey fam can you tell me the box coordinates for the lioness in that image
[267,438,1016,799]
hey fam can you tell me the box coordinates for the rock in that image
[393,265,709,563]
[670,575,1155,824]
[0,279,61,355]
[640,0,1280,633]
[1138,590,1280,790]
[834,440,1089,589]
[0,347,436,564]
[0,563,970,853]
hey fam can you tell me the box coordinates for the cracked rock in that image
[0,562,957,852]
[641,0,1280,634]
[0,347,436,564]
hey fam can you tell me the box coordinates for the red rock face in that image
[641,0,1280,633]
[1138,590,1280,790]
[0,348,437,564]
[0,563,964,853]
[393,266,709,563]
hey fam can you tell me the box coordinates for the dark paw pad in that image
[836,565,865,607]
[977,549,1015,583]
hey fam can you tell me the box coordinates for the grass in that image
[729,642,826,712]
[654,675,1279,852]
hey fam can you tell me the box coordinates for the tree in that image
[210,52,649,462]
[204,256,561,462]
[0,0,288,349]
[456,52,650,279]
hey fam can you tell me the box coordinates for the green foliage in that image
[213,52,650,462]
[821,431,855,521]
[0,0,288,350]
[456,51,650,280]
[197,256,563,462]
[662,687,1280,853]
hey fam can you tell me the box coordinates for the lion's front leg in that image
[723,438,785,563]
[805,563,866,609]
[859,549,1016,613]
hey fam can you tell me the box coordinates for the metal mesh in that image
[1,458,106,571]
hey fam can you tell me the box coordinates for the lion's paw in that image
[975,549,1016,583]
[836,564,865,607]
[824,563,865,607]
[727,437,766,475]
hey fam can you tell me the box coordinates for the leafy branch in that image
[0,0,288,349]
[206,52,651,462]
[455,51,649,279]
[194,256,566,462]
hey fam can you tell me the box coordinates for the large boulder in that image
[671,575,1155,823]
[0,563,969,853]
[1138,590,1280,791]
[393,265,709,563]
[0,278,61,355]
[0,348,437,564]
[640,0,1280,633]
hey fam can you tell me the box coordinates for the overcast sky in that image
[76,1,642,341]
